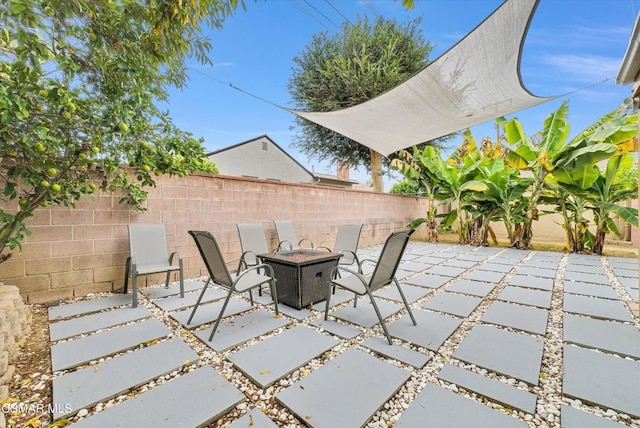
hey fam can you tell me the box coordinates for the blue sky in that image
[165,0,638,187]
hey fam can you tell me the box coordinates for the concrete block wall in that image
[0,173,429,303]
[0,284,32,410]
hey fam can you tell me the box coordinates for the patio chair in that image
[236,223,270,271]
[187,230,279,341]
[124,223,184,308]
[237,222,271,296]
[316,223,363,270]
[274,220,314,251]
[324,229,417,345]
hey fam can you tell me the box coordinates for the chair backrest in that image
[274,220,298,250]
[334,223,363,265]
[128,224,170,267]
[188,230,233,288]
[237,223,269,266]
[368,229,415,291]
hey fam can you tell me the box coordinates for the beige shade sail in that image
[288,0,555,157]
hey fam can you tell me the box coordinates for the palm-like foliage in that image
[499,101,618,249]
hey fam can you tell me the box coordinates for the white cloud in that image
[536,53,620,83]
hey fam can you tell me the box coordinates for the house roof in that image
[617,12,640,86]
[207,134,315,177]
[207,134,357,186]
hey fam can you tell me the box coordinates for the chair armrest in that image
[329,266,368,289]
[298,238,314,249]
[232,263,275,288]
[315,246,331,252]
[168,251,183,265]
[277,240,293,251]
[338,250,362,273]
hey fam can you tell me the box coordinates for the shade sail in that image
[288,0,554,156]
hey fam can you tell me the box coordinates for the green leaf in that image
[459,180,489,192]
[597,202,638,226]
[10,2,26,14]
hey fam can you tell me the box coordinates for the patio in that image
[46,241,639,427]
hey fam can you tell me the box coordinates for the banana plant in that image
[499,101,619,249]
[392,137,487,244]
[392,146,449,242]
[467,155,533,246]
[546,107,638,254]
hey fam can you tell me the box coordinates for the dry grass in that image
[433,233,638,259]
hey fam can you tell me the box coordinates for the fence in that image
[0,173,429,303]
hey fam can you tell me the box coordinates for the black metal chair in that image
[187,230,279,341]
[324,229,417,345]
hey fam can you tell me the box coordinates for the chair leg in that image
[164,270,171,289]
[353,295,358,308]
[269,279,279,315]
[395,278,417,325]
[367,290,393,345]
[208,290,234,342]
[248,289,254,306]
[324,282,333,321]
[123,257,131,294]
[131,267,138,308]
[187,280,209,325]
[178,261,184,298]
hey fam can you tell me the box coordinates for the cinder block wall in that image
[0,173,429,303]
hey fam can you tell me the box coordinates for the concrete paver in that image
[481,301,548,335]
[69,366,244,428]
[498,286,552,309]
[45,242,639,427]
[395,383,528,428]
[564,313,640,358]
[228,326,337,388]
[454,324,544,385]
[52,339,198,419]
[275,348,410,428]
[563,345,640,417]
[51,319,170,371]
[420,292,482,317]
[49,306,150,341]
[438,364,537,414]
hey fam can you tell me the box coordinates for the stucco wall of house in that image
[207,136,315,184]
[0,172,429,303]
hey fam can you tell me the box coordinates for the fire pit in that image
[261,250,342,309]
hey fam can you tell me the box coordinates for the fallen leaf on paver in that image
[180,331,190,337]
[49,419,71,427]
[23,415,41,427]
[94,365,99,372]
[143,339,159,347]
[307,303,313,310]
[249,414,254,426]
[0,396,19,404]
[539,373,548,379]
[275,314,282,319]
[261,408,269,415]
[260,370,271,375]
[305,415,311,420]
[21,379,31,386]
[301,369,309,377]
[300,385,305,390]
[183,359,190,366]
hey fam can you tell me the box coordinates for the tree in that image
[0,0,241,262]
[288,15,453,192]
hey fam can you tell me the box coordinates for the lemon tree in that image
[0,0,238,262]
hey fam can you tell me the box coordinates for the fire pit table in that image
[261,250,342,310]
